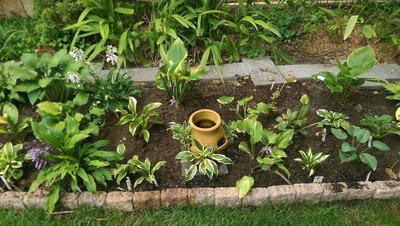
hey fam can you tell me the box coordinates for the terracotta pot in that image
[188,109,228,152]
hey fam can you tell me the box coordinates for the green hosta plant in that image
[312,46,381,99]
[384,82,400,104]
[88,69,141,112]
[275,94,310,135]
[316,109,350,129]
[5,49,89,105]
[0,143,26,182]
[114,147,165,188]
[0,103,30,143]
[294,148,329,177]
[30,111,123,212]
[117,97,162,142]
[332,125,391,171]
[168,122,193,150]
[236,175,254,199]
[217,95,275,120]
[156,38,205,106]
[360,114,400,138]
[176,139,233,181]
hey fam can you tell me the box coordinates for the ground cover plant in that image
[0,0,399,214]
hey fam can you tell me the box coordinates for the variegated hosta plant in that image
[176,139,233,181]
[294,148,329,177]
[114,144,165,188]
[0,143,26,182]
[316,109,350,129]
[117,97,162,143]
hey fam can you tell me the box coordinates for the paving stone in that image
[267,185,296,203]
[321,182,349,202]
[188,188,215,205]
[215,187,241,207]
[161,188,187,207]
[0,192,25,209]
[361,64,400,88]
[345,181,376,200]
[79,191,107,208]
[243,58,285,86]
[105,192,134,211]
[124,67,159,82]
[277,64,338,80]
[203,62,248,80]
[23,190,48,209]
[373,181,400,199]
[133,191,161,209]
[59,193,79,210]
[293,183,324,203]
[181,162,228,177]
[241,188,268,206]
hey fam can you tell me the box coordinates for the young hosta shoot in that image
[312,46,381,99]
[294,148,329,177]
[156,38,205,106]
[176,139,233,181]
[360,114,400,138]
[332,125,391,171]
[117,97,162,142]
[0,143,25,182]
[316,109,350,129]
[0,103,30,143]
[168,122,193,150]
[217,95,274,120]
[275,94,310,135]
[114,146,165,188]
[236,176,254,198]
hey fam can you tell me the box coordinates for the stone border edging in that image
[1,181,400,211]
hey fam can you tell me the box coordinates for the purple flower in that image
[262,146,272,155]
[25,140,50,170]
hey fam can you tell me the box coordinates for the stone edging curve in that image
[1,181,400,211]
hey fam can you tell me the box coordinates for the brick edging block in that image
[1,180,400,210]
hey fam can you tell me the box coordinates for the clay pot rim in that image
[189,109,222,132]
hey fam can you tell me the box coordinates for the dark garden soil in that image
[97,77,399,192]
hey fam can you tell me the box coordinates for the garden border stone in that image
[1,62,400,211]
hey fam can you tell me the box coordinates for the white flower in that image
[69,47,84,61]
[106,45,118,66]
[67,72,81,84]
[317,75,326,81]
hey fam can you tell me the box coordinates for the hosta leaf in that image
[36,101,62,116]
[331,128,348,140]
[343,15,358,40]
[372,141,390,151]
[45,185,60,213]
[236,176,254,198]
[217,96,234,105]
[185,164,197,181]
[211,154,233,165]
[359,153,377,171]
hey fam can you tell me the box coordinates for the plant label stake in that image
[368,136,372,148]
[365,171,372,181]
[0,176,12,190]
[126,177,132,191]
[313,176,324,183]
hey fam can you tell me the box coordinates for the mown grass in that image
[1,199,400,226]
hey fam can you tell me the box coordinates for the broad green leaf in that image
[236,176,254,198]
[361,25,376,39]
[217,96,234,105]
[250,121,263,144]
[343,15,358,40]
[37,102,62,116]
[347,46,377,69]
[73,92,89,106]
[359,153,377,171]
[372,141,390,151]
[331,128,347,140]
[211,154,233,165]
[114,7,134,14]
[341,142,356,153]
[2,103,18,125]
[167,38,188,62]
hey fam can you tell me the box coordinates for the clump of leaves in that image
[176,140,233,181]
[275,94,310,135]
[0,103,30,143]
[217,95,274,120]
[294,148,329,177]
[168,122,193,150]
[114,144,165,188]
[360,114,400,138]
[312,46,381,99]
[332,125,391,171]
[316,109,350,129]
[156,38,205,106]
[117,97,162,142]
[0,143,26,182]
[88,69,141,112]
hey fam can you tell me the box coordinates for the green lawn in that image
[1,199,400,226]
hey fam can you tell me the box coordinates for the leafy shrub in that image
[0,103,30,143]
[294,148,329,177]
[275,94,310,135]
[168,122,193,150]
[360,114,400,138]
[0,143,26,182]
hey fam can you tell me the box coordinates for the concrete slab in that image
[277,64,339,80]
[243,58,285,86]
[203,62,248,80]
